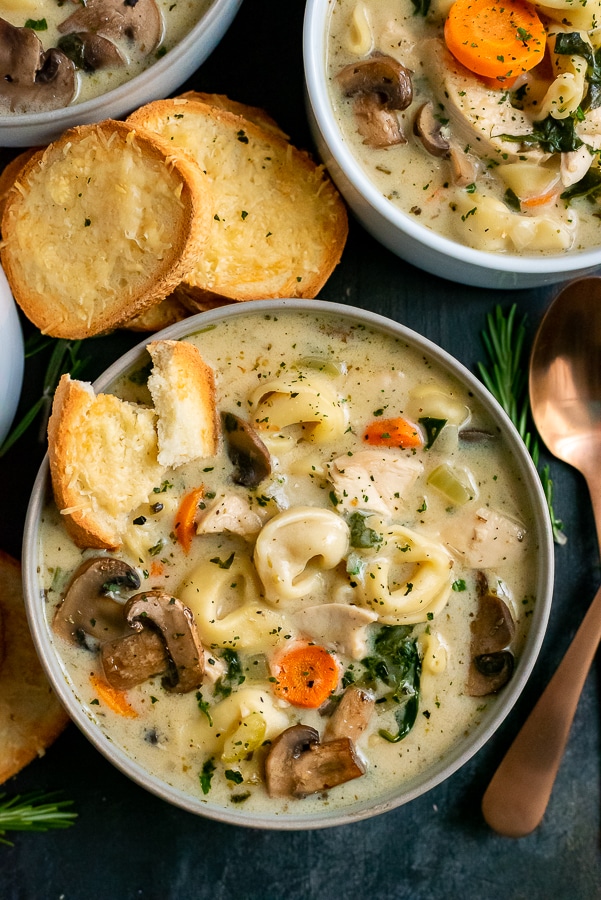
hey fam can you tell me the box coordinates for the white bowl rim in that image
[23,298,555,830]
[0,0,243,130]
[303,0,601,277]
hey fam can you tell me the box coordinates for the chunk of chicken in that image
[328,450,422,517]
[294,603,378,659]
[425,40,545,163]
[447,507,526,568]
[196,493,264,538]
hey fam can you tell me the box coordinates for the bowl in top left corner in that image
[0,265,24,446]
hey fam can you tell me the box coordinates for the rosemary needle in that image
[0,336,87,458]
[0,792,77,845]
[478,304,566,545]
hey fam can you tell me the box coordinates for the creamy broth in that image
[39,310,538,817]
[0,0,211,112]
[327,0,601,254]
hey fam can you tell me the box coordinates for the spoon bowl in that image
[482,276,601,837]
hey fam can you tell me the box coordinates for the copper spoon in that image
[481,276,601,838]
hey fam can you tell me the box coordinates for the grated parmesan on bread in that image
[0,120,212,339]
[47,374,164,550]
[127,98,348,301]
[47,339,218,549]
[147,339,218,468]
[0,551,70,785]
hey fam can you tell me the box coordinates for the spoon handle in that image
[481,582,601,838]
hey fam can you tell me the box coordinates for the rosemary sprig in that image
[0,335,87,458]
[478,304,566,545]
[0,792,77,845]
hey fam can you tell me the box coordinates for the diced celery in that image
[427,463,472,505]
[295,357,346,377]
[221,711,267,763]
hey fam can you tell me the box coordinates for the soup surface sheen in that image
[39,310,537,818]
[327,0,601,254]
[0,0,211,112]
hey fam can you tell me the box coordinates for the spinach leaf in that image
[554,32,601,111]
[418,416,447,449]
[357,625,422,743]
[500,115,583,153]
[561,166,601,201]
[213,649,246,700]
[348,511,383,549]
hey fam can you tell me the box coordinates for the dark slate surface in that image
[0,2,599,897]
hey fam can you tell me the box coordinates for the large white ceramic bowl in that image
[23,299,554,829]
[0,265,24,446]
[0,0,243,148]
[303,0,601,290]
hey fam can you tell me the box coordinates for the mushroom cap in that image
[58,0,163,56]
[58,32,126,72]
[53,556,140,646]
[221,411,272,488]
[336,54,413,111]
[264,724,320,797]
[467,574,517,696]
[100,628,168,690]
[0,18,76,114]
[125,590,204,693]
[414,102,451,158]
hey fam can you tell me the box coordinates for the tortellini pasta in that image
[249,376,348,444]
[356,523,453,625]
[253,507,350,605]
[179,553,287,651]
[454,192,575,253]
[346,2,373,55]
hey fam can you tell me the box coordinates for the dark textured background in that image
[0,2,599,897]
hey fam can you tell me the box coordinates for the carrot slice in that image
[271,644,340,709]
[444,0,546,82]
[90,674,138,718]
[363,416,423,449]
[174,485,204,553]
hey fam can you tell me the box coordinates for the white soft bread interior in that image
[47,374,164,550]
[147,338,218,467]
[0,120,212,339]
[127,98,348,301]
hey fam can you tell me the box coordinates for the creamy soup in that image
[0,0,211,113]
[39,309,538,818]
[327,0,601,254]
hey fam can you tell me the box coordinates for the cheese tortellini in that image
[249,376,349,444]
[356,523,453,625]
[253,507,350,604]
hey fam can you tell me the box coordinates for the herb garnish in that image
[500,114,582,153]
[0,792,76,845]
[478,304,565,543]
[0,336,87,458]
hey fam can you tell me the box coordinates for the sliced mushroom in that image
[58,32,126,72]
[414,102,450,158]
[53,557,140,647]
[100,628,168,690]
[124,591,204,693]
[336,53,413,148]
[58,0,163,56]
[0,18,76,114]
[265,723,366,798]
[323,686,375,743]
[467,573,516,696]
[221,411,272,488]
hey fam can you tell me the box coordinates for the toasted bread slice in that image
[128,98,348,301]
[47,374,164,550]
[176,91,290,140]
[1,120,212,339]
[0,551,70,785]
[121,293,191,332]
[0,148,38,227]
[147,339,218,467]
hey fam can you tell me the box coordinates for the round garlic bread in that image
[0,551,70,784]
[0,120,212,338]
[128,98,348,301]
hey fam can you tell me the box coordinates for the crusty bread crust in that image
[175,91,290,141]
[0,148,38,228]
[0,551,70,785]
[128,98,348,301]
[147,339,218,467]
[121,292,191,332]
[47,374,163,550]
[1,120,212,339]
